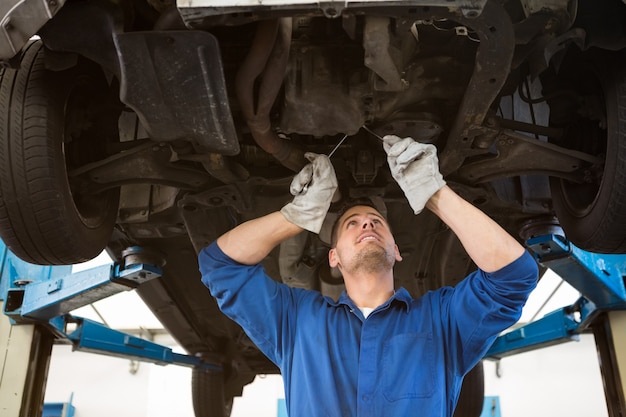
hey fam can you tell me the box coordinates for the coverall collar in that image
[330,287,412,316]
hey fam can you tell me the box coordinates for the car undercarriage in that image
[0,0,625,415]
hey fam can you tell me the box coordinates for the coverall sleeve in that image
[198,241,300,366]
[441,250,538,374]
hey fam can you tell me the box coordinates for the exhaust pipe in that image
[235,18,306,172]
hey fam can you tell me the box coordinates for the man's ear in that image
[394,244,403,262]
[328,248,339,268]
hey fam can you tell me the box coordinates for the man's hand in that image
[280,152,338,234]
[383,135,446,214]
[217,153,336,264]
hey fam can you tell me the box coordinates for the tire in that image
[0,41,120,265]
[547,49,626,253]
[192,368,233,417]
[453,362,485,417]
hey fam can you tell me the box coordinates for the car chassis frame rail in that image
[485,234,626,417]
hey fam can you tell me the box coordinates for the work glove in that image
[383,135,446,214]
[280,152,338,234]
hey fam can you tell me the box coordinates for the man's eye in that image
[347,220,356,227]
[373,219,381,224]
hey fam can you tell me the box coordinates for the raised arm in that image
[217,212,302,265]
[383,135,524,272]
[426,186,524,272]
[217,152,337,265]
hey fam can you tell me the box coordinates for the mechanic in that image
[199,135,538,417]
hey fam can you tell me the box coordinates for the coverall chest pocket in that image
[382,333,435,401]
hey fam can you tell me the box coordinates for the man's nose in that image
[361,220,374,229]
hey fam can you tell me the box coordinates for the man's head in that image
[330,198,383,248]
[328,198,402,276]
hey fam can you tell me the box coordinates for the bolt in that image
[539,244,552,254]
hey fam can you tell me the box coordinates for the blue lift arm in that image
[5,263,161,322]
[53,315,221,370]
[1,243,221,372]
[485,234,626,360]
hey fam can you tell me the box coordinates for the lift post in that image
[0,241,220,417]
[485,234,626,416]
[0,243,69,417]
[0,303,55,417]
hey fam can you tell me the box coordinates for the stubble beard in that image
[347,244,395,275]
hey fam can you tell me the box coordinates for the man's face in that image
[328,205,402,275]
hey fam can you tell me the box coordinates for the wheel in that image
[0,41,120,265]
[546,48,626,253]
[453,362,485,417]
[192,368,233,417]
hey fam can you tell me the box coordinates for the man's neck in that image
[343,271,395,309]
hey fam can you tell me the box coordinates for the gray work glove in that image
[383,135,446,214]
[280,152,338,234]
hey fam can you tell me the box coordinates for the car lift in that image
[0,235,625,417]
[0,242,220,417]
[485,234,626,417]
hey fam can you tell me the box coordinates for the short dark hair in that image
[330,197,387,247]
